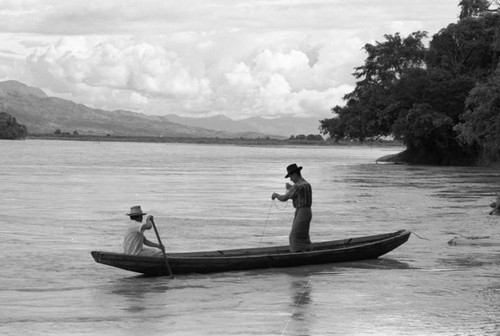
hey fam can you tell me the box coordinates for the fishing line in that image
[280,276,313,336]
[273,199,288,211]
[410,230,430,241]
[259,200,275,246]
[259,197,290,246]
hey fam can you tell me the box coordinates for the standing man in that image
[272,163,313,252]
[123,205,164,256]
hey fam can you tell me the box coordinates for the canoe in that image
[91,229,411,276]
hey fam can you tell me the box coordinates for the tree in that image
[427,14,500,78]
[305,134,323,141]
[0,112,27,139]
[321,32,428,143]
[320,114,345,142]
[320,6,500,165]
[455,65,500,164]
[350,31,428,89]
[459,0,491,20]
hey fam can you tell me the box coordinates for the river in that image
[0,139,499,336]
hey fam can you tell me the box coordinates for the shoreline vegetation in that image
[375,151,500,168]
[318,4,500,167]
[27,133,404,147]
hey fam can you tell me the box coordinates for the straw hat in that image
[285,163,302,178]
[127,205,147,216]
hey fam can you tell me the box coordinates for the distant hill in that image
[0,81,272,138]
[0,80,48,98]
[164,114,322,137]
[239,116,322,137]
[0,80,321,138]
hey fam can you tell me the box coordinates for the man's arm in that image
[272,184,296,202]
[140,215,164,250]
[143,237,163,250]
[139,215,154,231]
[272,192,290,202]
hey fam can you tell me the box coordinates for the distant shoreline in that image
[27,133,404,147]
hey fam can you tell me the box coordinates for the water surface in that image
[1,140,499,335]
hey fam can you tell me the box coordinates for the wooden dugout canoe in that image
[91,230,411,276]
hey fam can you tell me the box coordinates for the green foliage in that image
[456,65,500,164]
[458,0,491,20]
[392,103,455,153]
[320,6,500,165]
[427,14,500,78]
[351,31,428,87]
[289,134,324,141]
[0,112,27,139]
[322,32,428,143]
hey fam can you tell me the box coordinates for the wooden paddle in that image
[150,217,174,278]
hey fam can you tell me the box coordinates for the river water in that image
[0,139,499,336]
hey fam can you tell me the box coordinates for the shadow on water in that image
[184,257,414,280]
[99,257,413,321]
[109,277,168,296]
[104,276,170,313]
[332,257,413,270]
[106,257,413,287]
[107,274,211,294]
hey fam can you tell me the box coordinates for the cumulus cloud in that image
[26,36,213,111]
[0,0,460,119]
[22,33,358,118]
[203,46,355,118]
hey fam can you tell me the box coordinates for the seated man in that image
[124,205,164,256]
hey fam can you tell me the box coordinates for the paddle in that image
[150,217,174,278]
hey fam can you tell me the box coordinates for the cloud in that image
[203,46,355,118]
[0,1,459,36]
[26,36,213,111]
[22,33,358,118]
[0,0,461,119]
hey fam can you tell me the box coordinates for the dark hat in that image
[285,163,303,178]
[127,205,147,216]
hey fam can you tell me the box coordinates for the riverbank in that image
[376,150,500,167]
[27,133,403,147]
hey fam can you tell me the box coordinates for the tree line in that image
[320,0,500,165]
[0,112,27,140]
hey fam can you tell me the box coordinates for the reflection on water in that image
[283,276,313,336]
[108,278,161,314]
[330,258,413,270]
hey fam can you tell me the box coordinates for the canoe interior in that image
[91,230,411,276]
[169,230,406,257]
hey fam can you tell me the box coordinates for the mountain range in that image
[163,114,322,137]
[0,80,323,138]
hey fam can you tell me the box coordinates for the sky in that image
[0,0,462,120]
